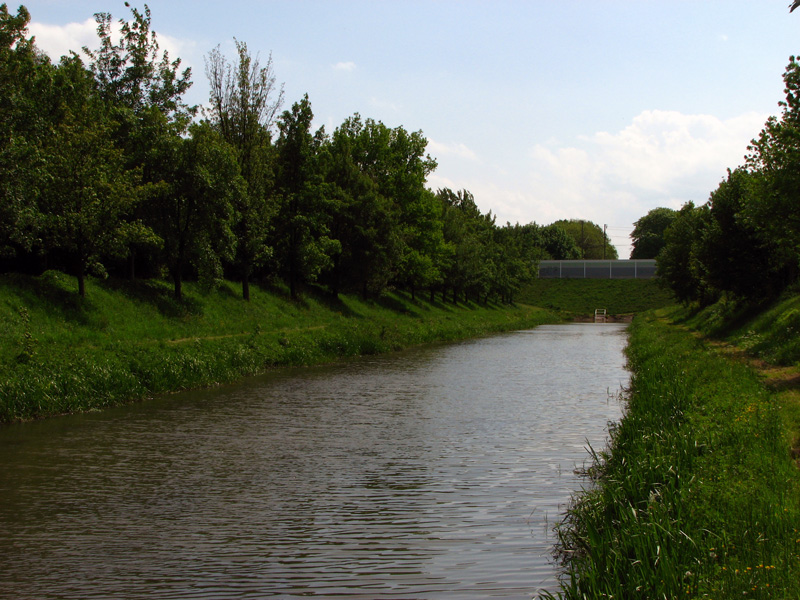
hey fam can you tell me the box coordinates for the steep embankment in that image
[548,292,800,600]
[0,271,562,423]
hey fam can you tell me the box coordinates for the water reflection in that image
[0,323,629,599]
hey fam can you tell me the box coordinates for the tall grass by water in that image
[0,271,561,423]
[547,310,800,599]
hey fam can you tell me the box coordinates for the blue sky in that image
[22,0,800,256]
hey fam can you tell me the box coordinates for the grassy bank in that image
[671,290,800,368]
[0,271,562,424]
[549,306,800,599]
[517,278,674,317]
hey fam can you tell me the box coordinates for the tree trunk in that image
[76,245,86,298]
[330,255,340,297]
[128,249,136,281]
[289,236,298,300]
[242,271,250,301]
[173,270,183,301]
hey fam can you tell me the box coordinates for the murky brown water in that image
[0,323,629,599]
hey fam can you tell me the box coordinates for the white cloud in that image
[427,139,478,161]
[333,61,356,72]
[368,96,402,112]
[29,18,197,70]
[522,109,769,256]
[28,17,100,61]
[429,110,768,257]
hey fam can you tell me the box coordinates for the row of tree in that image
[1,4,615,303]
[632,55,800,305]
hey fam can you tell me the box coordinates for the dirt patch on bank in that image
[705,338,800,392]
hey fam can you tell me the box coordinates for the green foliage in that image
[744,55,800,274]
[438,188,497,302]
[82,3,193,121]
[630,206,676,259]
[552,219,618,260]
[0,4,53,257]
[697,169,784,299]
[538,223,582,260]
[155,121,240,299]
[205,40,283,299]
[274,94,337,298]
[321,114,441,298]
[656,201,710,304]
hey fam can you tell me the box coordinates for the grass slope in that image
[0,271,561,423]
[672,290,800,367]
[517,278,674,317]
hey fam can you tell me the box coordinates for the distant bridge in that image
[537,259,657,279]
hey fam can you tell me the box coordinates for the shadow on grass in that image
[99,278,203,318]
[301,284,363,318]
[2,271,95,325]
[372,292,424,317]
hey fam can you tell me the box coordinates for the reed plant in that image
[0,271,561,423]
[548,310,800,599]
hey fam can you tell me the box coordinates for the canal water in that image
[0,323,629,599]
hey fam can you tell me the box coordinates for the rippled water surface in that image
[0,323,629,599]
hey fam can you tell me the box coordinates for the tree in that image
[491,223,538,303]
[205,40,284,300]
[274,95,339,299]
[321,116,390,296]
[437,188,494,303]
[322,114,439,298]
[397,187,446,300]
[695,169,782,299]
[382,125,439,298]
[83,3,194,279]
[38,56,138,297]
[539,223,582,260]
[0,4,52,259]
[83,4,192,121]
[553,219,618,259]
[744,55,800,283]
[151,122,240,300]
[630,207,677,259]
[656,202,707,304]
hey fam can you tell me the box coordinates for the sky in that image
[19,0,800,257]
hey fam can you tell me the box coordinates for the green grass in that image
[548,309,800,599]
[0,271,562,423]
[517,278,674,316]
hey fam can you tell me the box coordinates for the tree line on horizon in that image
[628,53,800,305]
[0,4,617,303]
